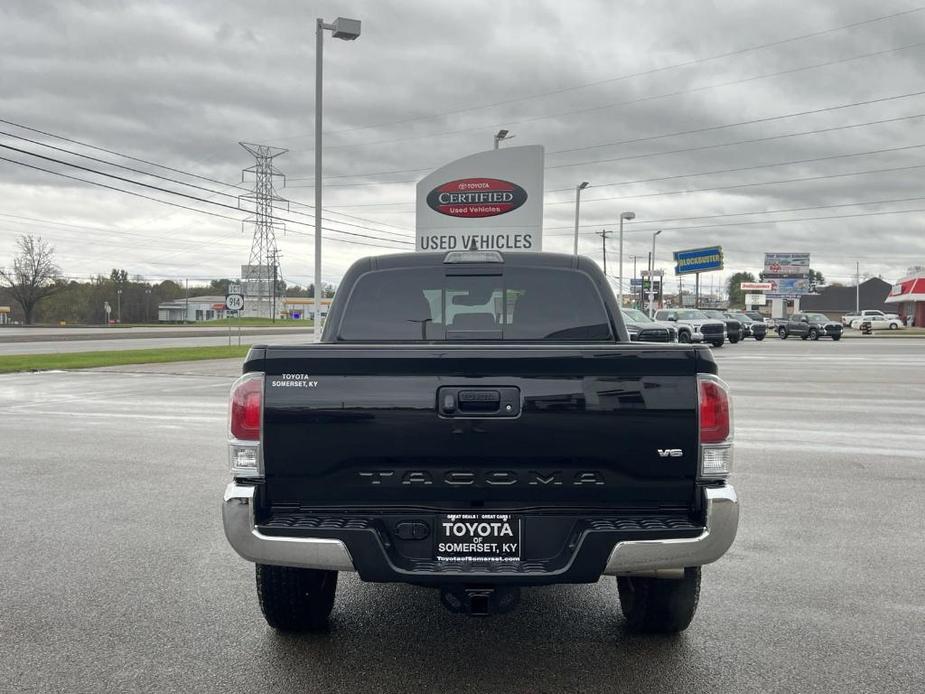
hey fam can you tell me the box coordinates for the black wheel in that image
[832,335,841,341]
[678,331,691,344]
[617,567,701,633]
[809,328,819,341]
[710,340,724,348]
[755,334,765,341]
[728,336,739,344]
[778,327,787,339]
[256,564,338,632]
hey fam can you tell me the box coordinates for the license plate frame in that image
[435,513,521,562]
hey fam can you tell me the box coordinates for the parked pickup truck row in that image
[222,250,739,635]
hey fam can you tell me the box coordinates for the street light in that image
[617,211,635,308]
[648,230,662,317]
[116,288,123,324]
[573,182,590,255]
[145,287,152,323]
[314,16,361,340]
[494,129,514,149]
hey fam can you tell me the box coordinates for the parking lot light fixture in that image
[573,182,590,255]
[649,230,662,317]
[314,16,361,341]
[618,211,636,308]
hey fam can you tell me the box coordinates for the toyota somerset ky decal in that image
[426,178,527,218]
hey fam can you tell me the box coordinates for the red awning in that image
[886,276,925,303]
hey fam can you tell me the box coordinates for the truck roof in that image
[357,251,595,272]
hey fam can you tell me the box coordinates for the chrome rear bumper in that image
[223,483,738,576]
[603,485,739,575]
[223,483,355,571]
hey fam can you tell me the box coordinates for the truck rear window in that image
[337,267,613,341]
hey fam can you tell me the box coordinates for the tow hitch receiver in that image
[439,585,521,616]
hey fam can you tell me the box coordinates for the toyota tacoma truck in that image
[223,250,739,634]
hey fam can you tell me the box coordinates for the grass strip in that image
[0,345,251,374]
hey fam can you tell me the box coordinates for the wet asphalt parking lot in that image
[0,337,922,693]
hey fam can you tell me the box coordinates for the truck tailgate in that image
[251,344,711,512]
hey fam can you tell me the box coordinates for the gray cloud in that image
[2,0,924,291]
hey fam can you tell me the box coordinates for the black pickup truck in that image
[223,250,738,634]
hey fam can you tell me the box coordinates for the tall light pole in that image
[573,182,589,255]
[617,211,635,308]
[648,229,662,317]
[116,288,122,324]
[494,129,514,149]
[314,16,361,340]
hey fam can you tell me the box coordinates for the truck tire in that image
[808,328,819,341]
[617,567,701,633]
[778,327,787,339]
[729,335,739,344]
[678,331,691,344]
[832,334,841,341]
[755,334,765,341]
[256,564,338,632]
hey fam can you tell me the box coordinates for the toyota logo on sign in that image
[426,178,527,218]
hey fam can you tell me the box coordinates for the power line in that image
[545,142,925,205]
[315,39,925,152]
[0,126,414,241]
[287,88,925,204]
[0,152,412,250]
[545,112,925,181]
[546,194,925,232]
[0,116,413,235]
[286,5,925,143]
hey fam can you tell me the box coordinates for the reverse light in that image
[698,374,733,480]
[229,372,264,478]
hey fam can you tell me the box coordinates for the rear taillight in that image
[229,372,263,478]
[698,374,733,479]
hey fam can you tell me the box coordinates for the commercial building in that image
[797,278,891,322]
[885,272,925,326]
[281,297,333,320]
[158,296,228,322]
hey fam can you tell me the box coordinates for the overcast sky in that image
[2,0,925,293]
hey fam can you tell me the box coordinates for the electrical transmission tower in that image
[239,142,289,319]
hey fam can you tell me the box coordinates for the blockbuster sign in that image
[416,145,544,252]
[673,246,724,275]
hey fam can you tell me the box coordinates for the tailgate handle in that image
[438,387,520,417]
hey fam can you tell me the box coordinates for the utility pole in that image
[597,230,613,276]
[856,261,860,312]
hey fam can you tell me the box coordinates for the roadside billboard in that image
[766,277,811,297]
[763,252,810,276]
[673,246,723,275]
[416,145,544,252]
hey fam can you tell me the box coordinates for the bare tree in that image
[0,235,61,324]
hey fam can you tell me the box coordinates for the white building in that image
[158,295,228,322]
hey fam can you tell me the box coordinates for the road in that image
[0,339,922,693]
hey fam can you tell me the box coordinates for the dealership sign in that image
[673,246,724,275]
[416,145,544,252]
[764,252,810,275]
[740,282,773,291]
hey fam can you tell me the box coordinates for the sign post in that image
[226,284,244,347]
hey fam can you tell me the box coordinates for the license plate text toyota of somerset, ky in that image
[436,513,521,561]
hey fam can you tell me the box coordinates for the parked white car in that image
[851,315,905,330]
[842,310,886,326]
